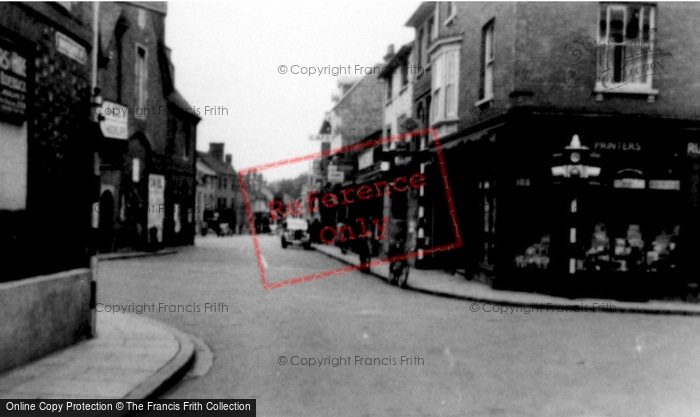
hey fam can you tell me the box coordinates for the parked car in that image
[281,219,311,250]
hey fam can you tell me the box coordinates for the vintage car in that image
[281,218,311,249]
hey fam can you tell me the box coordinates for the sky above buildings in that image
[165,1,418,181]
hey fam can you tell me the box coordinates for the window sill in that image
[594,82,659,103]
[430,117,459,129]
[479,262,494,272]
[474,96,494,108]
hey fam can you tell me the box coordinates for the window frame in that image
[595,3,658,95]
[430,44,460,125]
[479,20,495,103]
[135,44,148,118]
[386,72,393,102]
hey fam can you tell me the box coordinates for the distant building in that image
[196,143,241,234]
[195,158,217,233]
[377,42,419,257]
[86,1,200,251]
[318,74,384,246]
[242,171,273,234]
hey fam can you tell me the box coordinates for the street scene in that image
[2,1,700,416]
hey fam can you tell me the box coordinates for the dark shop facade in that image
[423,111,700,300]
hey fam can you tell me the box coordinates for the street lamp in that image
[551,134,602,276]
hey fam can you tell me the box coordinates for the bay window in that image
[430,46,460,125]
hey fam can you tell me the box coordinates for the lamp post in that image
[551,135,601,277]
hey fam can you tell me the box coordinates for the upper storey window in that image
[597,4,657,92]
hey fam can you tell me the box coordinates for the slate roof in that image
[197,151,237,176]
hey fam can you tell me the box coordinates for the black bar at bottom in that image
[1,400,256,416]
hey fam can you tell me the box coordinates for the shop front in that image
[427,113,700,300]
[501,115,700,300]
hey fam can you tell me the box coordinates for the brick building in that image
[0,2,95,373]
[81,2,200,252]
[377,42,420,257]
[317,75,384,248]
[196,142,242,234]
[407,2,700,299]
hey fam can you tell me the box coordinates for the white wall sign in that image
[358,148,374,170]
[174,203,181,233]
[132,158,140,183]
[148,174,165,242]
[99,100,128,139]
[55,32,87,65]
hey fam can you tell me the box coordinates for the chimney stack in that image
[209,143,225,162]
[384,44,395,63]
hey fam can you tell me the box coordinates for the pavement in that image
[0,311,194,401]
[313,243,700,316]
[0,248,194,402]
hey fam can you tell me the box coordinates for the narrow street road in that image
[98,235,700,417]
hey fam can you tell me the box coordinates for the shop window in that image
[597,4,656,91]
[577,184,681,274]
[513,181,553,271]
[580,222,680,273]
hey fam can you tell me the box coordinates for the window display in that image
[579,222,680,273]
[515,234,550,270]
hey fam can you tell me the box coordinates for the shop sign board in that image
[328,164,353,173]
[614,178,646,189]
[0,38,28,123]
[649,180,681,190]
[99,100,129,139]
[148,174,165,242]
[56,32,87,65]
[358,149,374,170]
[687,142,700,157]
[593,142,641,152]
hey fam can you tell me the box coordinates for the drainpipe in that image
[89,1,100,338]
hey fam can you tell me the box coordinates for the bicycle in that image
[388,240,409,288]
